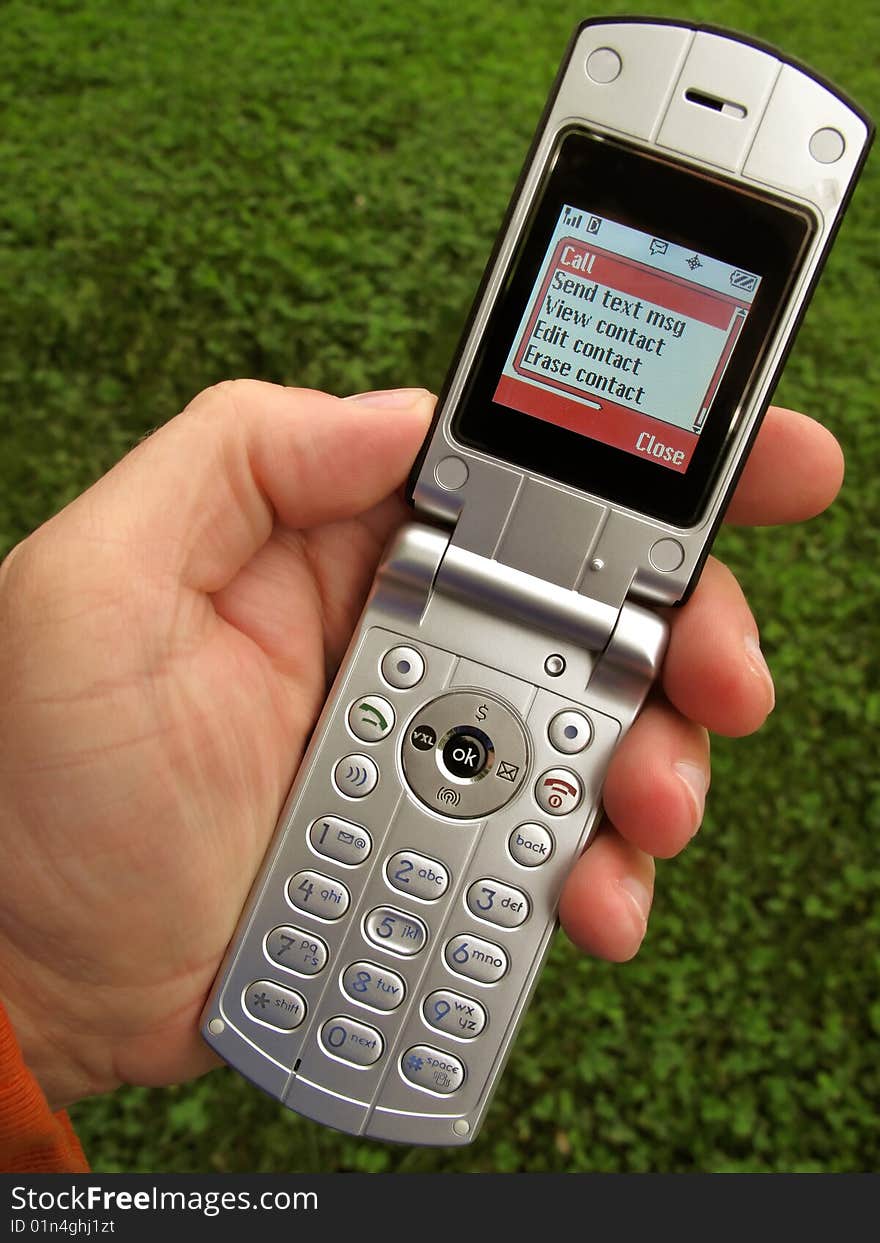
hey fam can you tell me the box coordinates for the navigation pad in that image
[401,691,529,819]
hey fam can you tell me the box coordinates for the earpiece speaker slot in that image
[685,88,747,119]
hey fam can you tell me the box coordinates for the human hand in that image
[0,381,842,1110]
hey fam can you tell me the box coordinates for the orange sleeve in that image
[0,996,89,1173]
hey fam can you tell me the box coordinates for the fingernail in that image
[745,633,776,713]
[674,761,708,837]
[344,387,429,407]
[617,876,651,942]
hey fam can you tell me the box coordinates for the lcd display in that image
[494,207,760,474]
[449,129,813,526]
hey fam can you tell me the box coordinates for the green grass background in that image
[1,0,877,1172]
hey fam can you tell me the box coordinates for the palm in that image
[0,494,406,1093]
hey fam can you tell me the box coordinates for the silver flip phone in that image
[201,19,871,1146]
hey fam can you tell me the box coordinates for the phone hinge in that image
[372,521,667,701]
[434,539,620,655]
[433,534,667,708]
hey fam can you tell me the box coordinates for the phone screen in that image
[494,206,760,475]
[451,129,812,526]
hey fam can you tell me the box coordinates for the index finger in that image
[724,405,844,525]
[35,382,435,594]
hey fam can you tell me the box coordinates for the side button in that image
[320,1016,384,1066]
[243,980,306,1031]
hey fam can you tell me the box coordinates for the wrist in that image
[0,957,114,1112]
[0,994,90,1171]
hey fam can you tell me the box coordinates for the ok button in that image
[441,730,489,780]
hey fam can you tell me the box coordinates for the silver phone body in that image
[201,19,870,1146]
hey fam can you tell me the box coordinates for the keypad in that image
[401,1045,465,1094]
[423,989,487,1039]
[333,753,379,799]
[508,823,554,867]
[347,694,395,742]
[265,925,328,976]
[244,980,306,1030]
[466,879,530,928]
[239,625,614,1132]
[308,815,372,866]
[445,934,508,984]
[548,710,593,754]
[386,851,450,900]
[342,961,406,1011]
[535,767,583,815]
[440,729,490,779]
[381,645,425,689]
[364,906,428,956]
[288,870,350,920]
[320,1016,384,1066]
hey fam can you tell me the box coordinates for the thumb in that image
[61,381,435,592]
